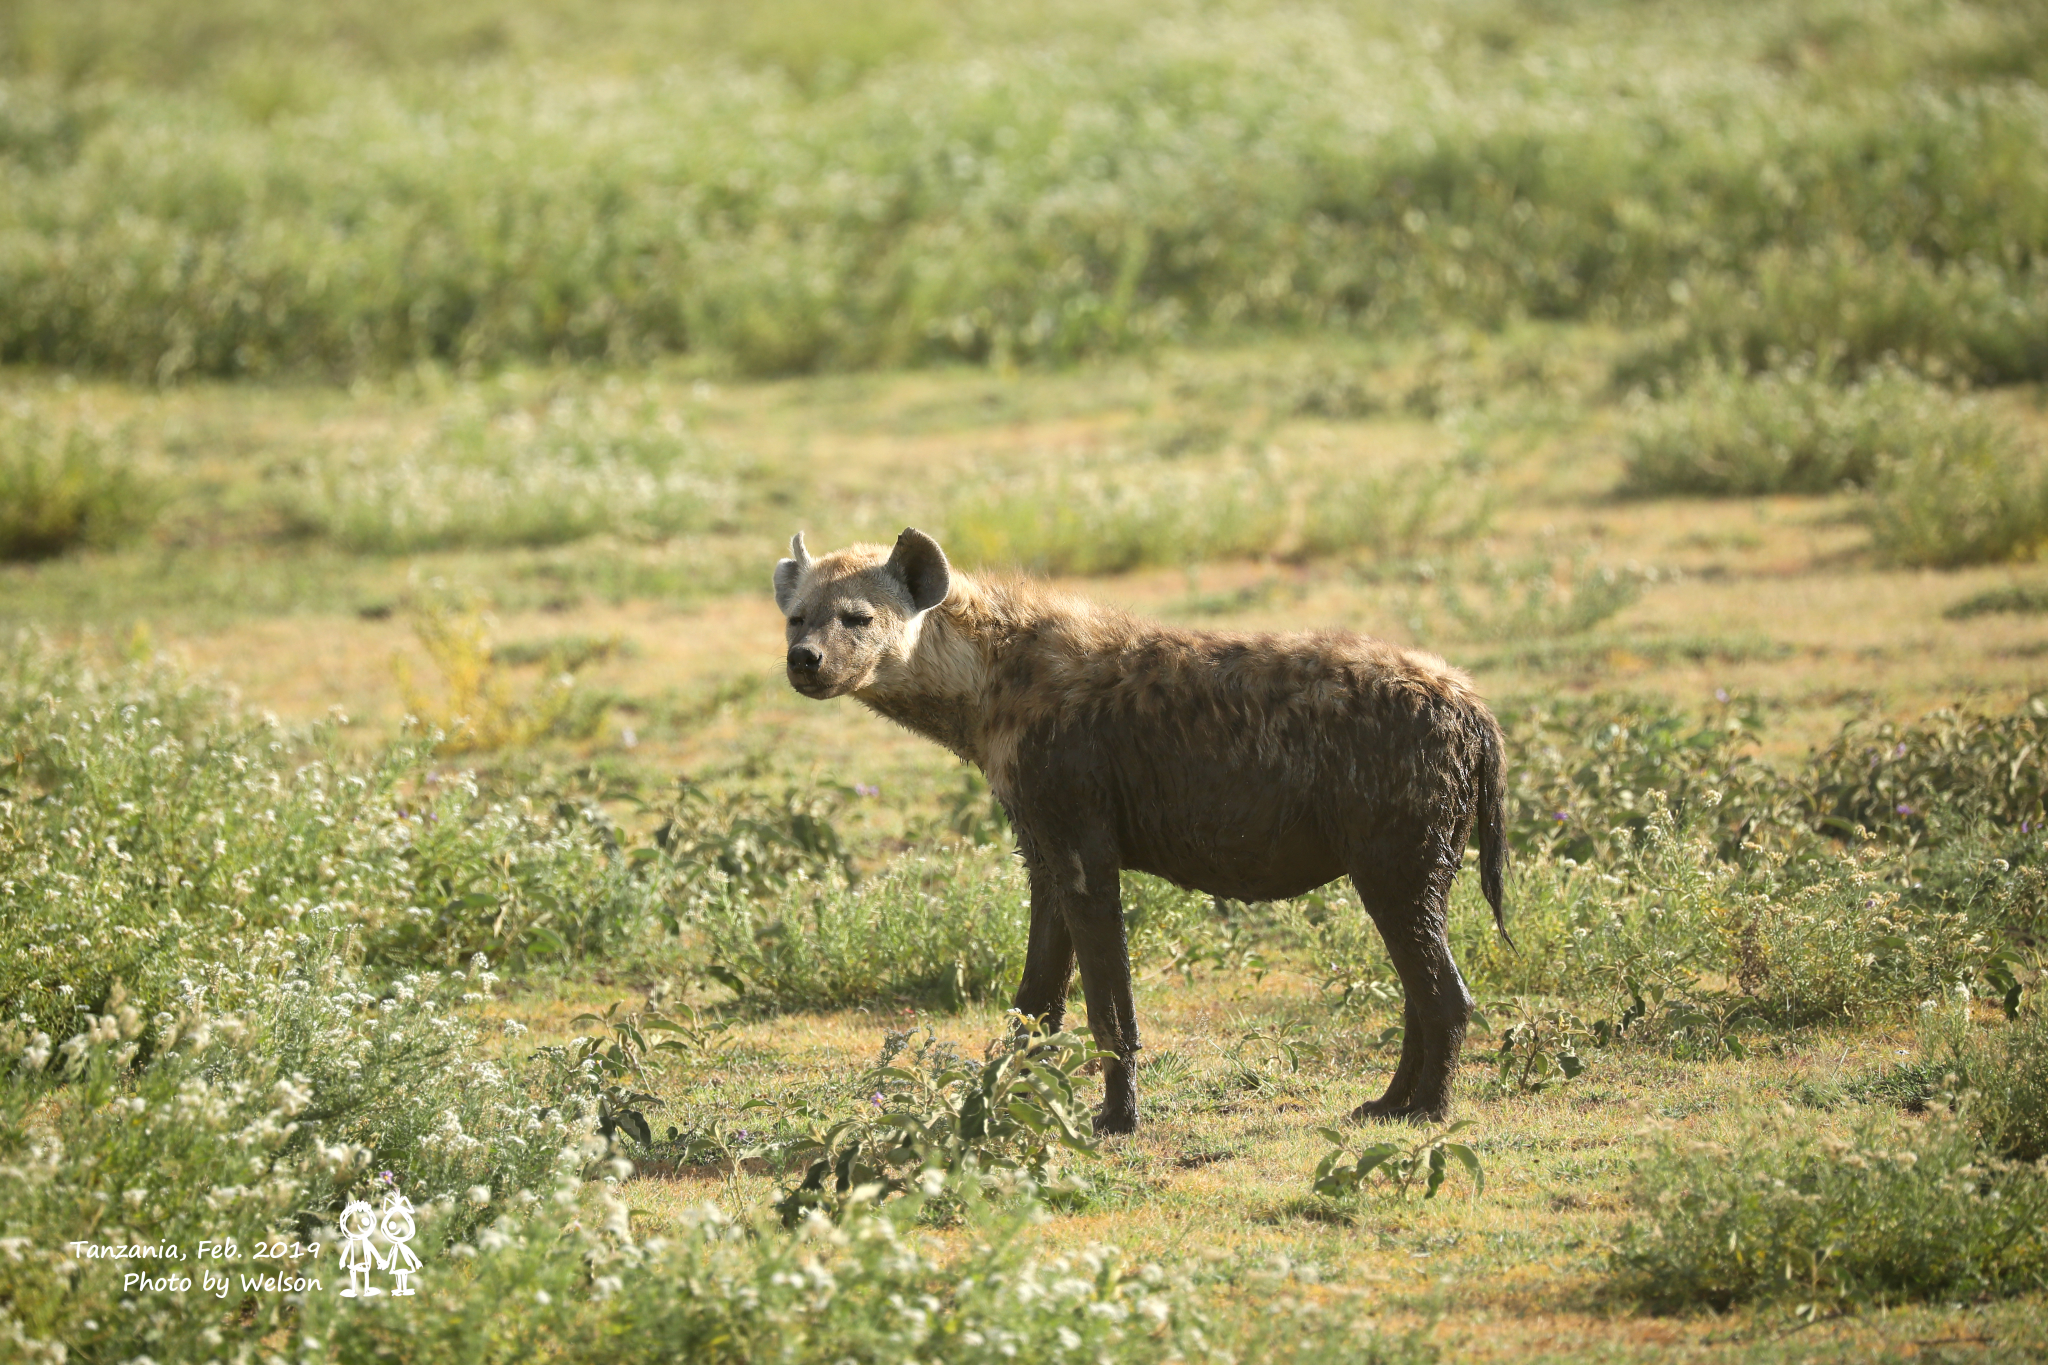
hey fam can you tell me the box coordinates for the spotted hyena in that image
[774,528,1507,1134]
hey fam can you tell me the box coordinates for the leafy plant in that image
[556,1001,670,1150]
[654,777,855,912]
[944,448,1490,576]
[1311,1120,1484,1202]
[1483,1000,1598,1094]
[769,1015,1101,1225]
[910,767,1009,847]
[1945,582,2048,620]
[1223,1020,1326,1093]
[283,393,744,553]
[1804,696,2048,845]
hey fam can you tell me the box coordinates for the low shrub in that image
[395,602,611,754]
[1905,1010,2048,1164]
[0,925,578,1362]
[1804,696,2048,844]
[1619,360,1994,497]
[0,405,154,560]
[299,1179,1432,1365]
[1944,582,2048,619]
[1626,240,2048,389]
[1497,695,1800,863]
[1429,550,1650,641]
[1311,1121,1484,1203]
[694,849,1029,1011]
[656,778,857,918]
[1861,426,2048,568]
[283,395,744,553]
[1614,1112,2048,1309]
[1963,1013,2048,1164]
[0,642,671,1041]
[768,1018,1101,1226]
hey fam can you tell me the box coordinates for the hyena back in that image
[775,527,1507,1134]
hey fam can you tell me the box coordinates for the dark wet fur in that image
[776,529,1508,1133]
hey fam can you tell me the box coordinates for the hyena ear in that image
[886,527,951,614]
[773,531,812,615]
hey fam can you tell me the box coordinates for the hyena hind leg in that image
[1347,862,1473,1124]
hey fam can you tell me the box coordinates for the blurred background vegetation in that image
[2,0,2047,382]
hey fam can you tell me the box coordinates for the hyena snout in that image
[787,643,822,672]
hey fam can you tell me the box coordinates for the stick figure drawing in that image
[380,1194,421,1295]
[337,1199,386,1298]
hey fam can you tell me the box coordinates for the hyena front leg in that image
[1012,859,1076,1035]
[1017,833,1141,1134]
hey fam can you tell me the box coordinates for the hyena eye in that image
[839,612,873,630]
[787,615,804,627]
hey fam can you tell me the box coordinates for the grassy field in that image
[6,3,2048,1363]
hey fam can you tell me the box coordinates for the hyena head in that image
[774,527,951,699]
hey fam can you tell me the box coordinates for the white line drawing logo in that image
[380,1194,420,1295]
[337,1199,383,1299]
[338,1179,426,1299]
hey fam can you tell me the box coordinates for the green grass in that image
[7,637,2048,1361]
[944,448,1492,575]
[5,2,2048,381]
[269,390,756,554]
[1615,1102,2048,1309]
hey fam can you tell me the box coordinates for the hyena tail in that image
[1475,711,1511,946]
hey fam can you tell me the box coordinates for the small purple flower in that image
[855,783,880,798]
[1715,689,1729,704]
[1895,743,1908,757]
[380,1170,397,1187]
[1554,811,1569,822]
[1896,804,1914,817]
[871,1092,886,1107]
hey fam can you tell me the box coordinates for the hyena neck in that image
[854,576,1003,765]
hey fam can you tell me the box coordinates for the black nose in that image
[787,644,821,671]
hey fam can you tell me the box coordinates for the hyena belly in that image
[1049,712,1354,903]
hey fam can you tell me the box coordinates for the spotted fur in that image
[776,528,1509,1132]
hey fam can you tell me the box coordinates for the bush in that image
[1627,240,2048,389]
[298,1180,1433,1365]
[1861,426,2048,568]
[1913,1010,2048,1164]
[1428,551,1649,641]
[1614,1113,2048,1309]
[1804,696,2048,844]
[768,1019,1101,1226]
[1945,582,2048,619]
[1497,695,1800,863]
[395,602,608,754]
[0,405,154,560]
[1620,361,1996,498]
